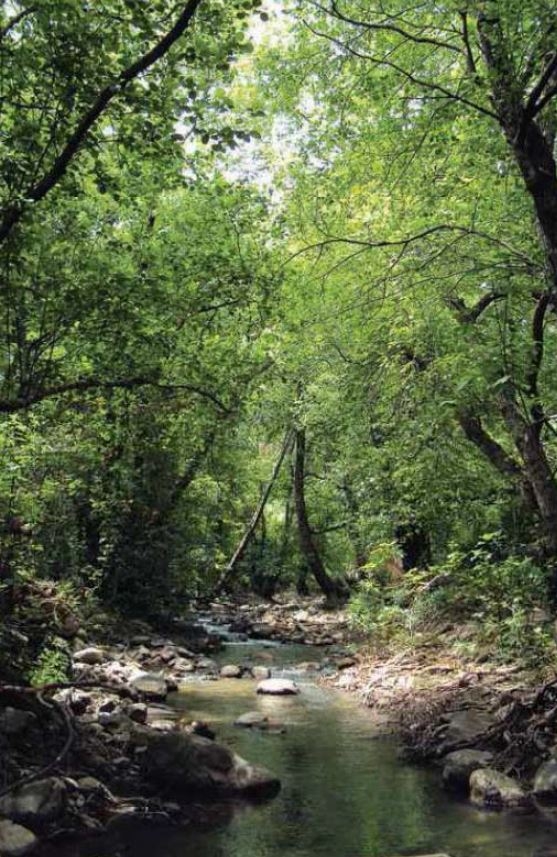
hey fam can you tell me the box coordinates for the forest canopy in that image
[2,0,557,666]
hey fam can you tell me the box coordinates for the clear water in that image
[51,642,557,857]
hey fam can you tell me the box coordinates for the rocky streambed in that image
[2,599,557,857]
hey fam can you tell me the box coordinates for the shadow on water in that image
[48,641,557,857]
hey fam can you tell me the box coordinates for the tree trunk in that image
[499,395,557,557]
[214,428,294,594]
[458,411,539,517]
[293,428,347,601]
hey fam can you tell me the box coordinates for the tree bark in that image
[293,428,347,601]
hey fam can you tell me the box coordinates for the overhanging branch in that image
[0,375,231,414]
[0,0,204,243]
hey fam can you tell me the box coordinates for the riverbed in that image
[53,640,557,857]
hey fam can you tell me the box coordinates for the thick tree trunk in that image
[458,411,539,517]
[499,396,557,556]
[214,428,294,594]
[293,428,347,601]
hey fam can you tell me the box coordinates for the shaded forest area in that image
[2,0,557,680]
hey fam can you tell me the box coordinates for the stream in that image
[55,636,557,857]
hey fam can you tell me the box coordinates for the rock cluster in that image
[196,597,352,647]
[0,619,287,854]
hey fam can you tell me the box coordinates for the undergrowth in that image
[349,535,557,667]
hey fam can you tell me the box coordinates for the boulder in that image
[251,666,271,680]
[0,708,37,736]
[533,757,557,802]
[0,820,37,856]
[98,710,129,730]
[187,721,216,740]
[220,665,243,679]
[73,647,106,665]
[441,749,493,792]
[130,672,167,700]
[196,658,218,673]
[173,658,195,674]
[256,679,299,696]
[0,778,66,825]
[135,729,280,799]
[469,768,531,810]
[128,703,148,724]
[440,708,493,750]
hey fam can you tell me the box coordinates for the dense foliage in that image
[2,0,557,664]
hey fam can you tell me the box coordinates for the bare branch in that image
[285,224,532,265]
[445,291,505,323]
[318,0,462,54]
[458,412,523,480]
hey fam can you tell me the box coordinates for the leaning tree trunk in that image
[214,428,294,595]
[293,428,347,602]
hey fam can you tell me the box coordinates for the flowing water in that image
[57,640,557,857]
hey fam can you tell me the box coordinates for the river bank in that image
[325,621,557,819]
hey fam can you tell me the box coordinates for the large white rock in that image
[469,768,531,809]
[220,665,243,678]
[256,679,299,696]
[251,666,271,680]
[235,711,269,728]
[533,757,557,801]
[135,729,280,798]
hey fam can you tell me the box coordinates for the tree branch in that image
[285,224,531,265]
[459,10,477,75]
[525,52,557,118]
[458,411,523,480]
[0,5,36,40]
[445,291,504,323]
[0,375,231,414]
[0,0,204,244]
[320,0,462,54]
[301,20,498,121]
[527,292,551,398]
